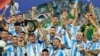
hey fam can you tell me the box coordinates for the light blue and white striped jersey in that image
[56,26,62,34]
[48,47,65,56]
[34,29,46,42]
[9,30,20,37]
[5,45,25,56]
[13,32,20,37]
[8,23,24,37]
[33,29,47,51]
[86,41,100,50]
[6,41,12,46]
[58,27,71,49]
[46,34,64,44]
[68,24,80,37]
[38,37,47,52]
[39,42,46,52]
[8,23,15,35]
[71,39,86,56]
[26,42,41,56]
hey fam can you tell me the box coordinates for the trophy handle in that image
[24,20,37,32]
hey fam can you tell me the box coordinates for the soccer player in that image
[5,36,25,56]
[26,32,45,56]
[86,32,100,56]
[48,38,65,56]
[71,32,86,56]
[47,15,60,32]
[46,26,63,45]
[41,49,49,56]
[6,33,13,45]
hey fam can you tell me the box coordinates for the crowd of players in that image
[0,0,100,56]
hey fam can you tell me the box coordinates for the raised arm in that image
[38,26,50,47]
[70,0,78,26]
[2,5,9,16]
[31,7,37,20]
[24,26,29,42]
[71,0,78,16]
[87,16,99,31]
[89,3,97,24]
[72,6,78,26]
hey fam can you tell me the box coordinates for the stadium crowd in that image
[0,0,100,56]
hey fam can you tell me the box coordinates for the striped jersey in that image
[48,47,65,56]
[68,24,80,37]
[86,41,100,50]
[58,26,71,49]
[26,42,44,56]
[71,39,86,56]
[4,45,25,56]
